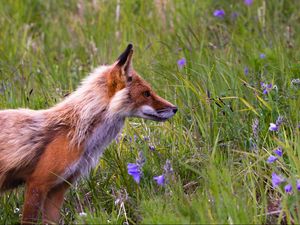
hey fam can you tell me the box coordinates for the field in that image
[1,0,300,224]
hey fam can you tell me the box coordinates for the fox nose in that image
[172,106,178,114]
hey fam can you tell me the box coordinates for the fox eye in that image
[143,90,151,98]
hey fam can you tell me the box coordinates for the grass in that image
[1,0,300,224]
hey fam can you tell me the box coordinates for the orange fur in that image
[127,71,174,110]
[22,133,82,224]
[107,68,126,98]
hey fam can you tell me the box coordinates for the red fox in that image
[0,44,177,224]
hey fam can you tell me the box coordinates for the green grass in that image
[1,0,300,224]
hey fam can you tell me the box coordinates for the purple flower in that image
[231,12,239,20]
[269,123,278,132]
[260,53,266,59]
[153,175,165,186]
[114,189,128,206]
[267,155,278,163]
[164,159,174,174]
[244,0,253,5]
[149,145,155,151]
[177,58,186,69]
[272,172,285,188]
[284,184,292,193]
[127,163,141,183]
[143,136,150,141]
[244,67,249,75]
[297,180,300,191]
[275,116,284,127]
[261,82,273,94]
[291,78,300,85]
[153,160,173,187]
[213,9,225,18]
[127,151,145,183]
[273,148,283,157]
[269,117,284,132]
[129,134,138,143]
[137,151,146,166]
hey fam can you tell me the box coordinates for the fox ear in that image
[116,44,133,77]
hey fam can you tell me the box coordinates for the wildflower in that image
[269,116,284,132]
[284,184,292,193]
[129,134,137,143]
[273,147,282,157]
[153,175,165,186]
[244,0,253,5]
[272,172,285,188]
[250,118,259,152]
[260,53,266,59]
[136,151,146,167]
[127,151,145,184]
[14,208,20,214]
[291,78,300,86]
[164,159,174,174]
[297,180,300,191]
[143,136,150,141]
[231,12,238,21]
[149,145,155,151]
[79,212,87,217]
[276,116,284,127]
[250,140,258,152]
[153,159,174,187]
[244,67,249,75]
[267,155,278,163]
[269,123,278,132]
[213,9,225,18]
[113,189,128,206]
[261,82,273,94]
[177,58,186,69]
[127,163,141,183]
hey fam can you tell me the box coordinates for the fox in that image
[0,44,177,224]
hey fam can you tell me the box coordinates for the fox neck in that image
[49,66,129,149]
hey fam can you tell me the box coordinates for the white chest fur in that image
[64,117,125,179]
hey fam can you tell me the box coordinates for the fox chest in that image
[65,118,125,179]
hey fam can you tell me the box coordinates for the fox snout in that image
[132,89,178,122]
[157,106,178,115]
[137,104,177,122]
[154,106,178,121]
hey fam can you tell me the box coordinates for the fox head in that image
[106,44,177,122]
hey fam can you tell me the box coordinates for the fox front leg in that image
[22,182,49,224]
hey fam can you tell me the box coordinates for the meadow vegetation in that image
[0,0,300,224]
